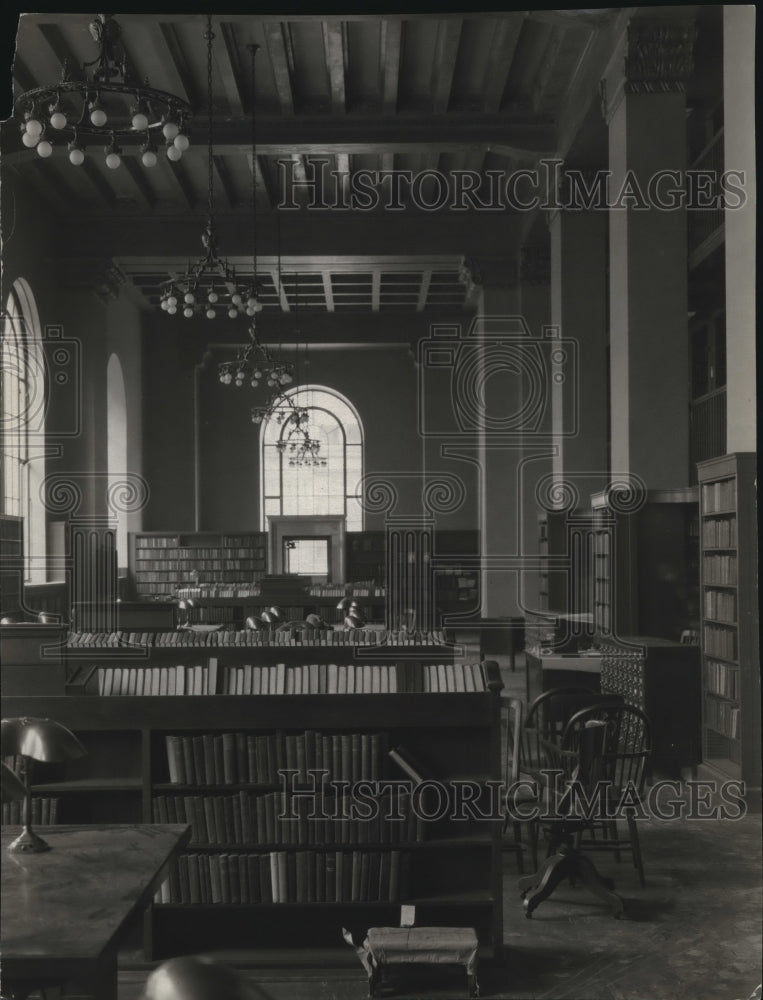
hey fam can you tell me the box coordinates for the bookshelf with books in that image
[697,453,759,789]
[0,514,23,617]
[3,659,504,962]
[129,531,269,601]
[590,488,699,641]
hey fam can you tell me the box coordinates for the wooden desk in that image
[525,652,602,705]
[1,823,190,1000]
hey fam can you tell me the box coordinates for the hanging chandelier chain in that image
[205,13,215,224]
[249,43,259,286]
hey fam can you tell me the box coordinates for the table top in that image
[1,824,189,969]
[528,652,603,673]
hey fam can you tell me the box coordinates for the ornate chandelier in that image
[159,15,253,319]
[251,395,325,468]
[14,14,192,168]
[218,321,294,389]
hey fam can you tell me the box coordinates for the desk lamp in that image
[142,956,258,1000]
[1,717,86,853]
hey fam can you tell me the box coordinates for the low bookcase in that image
[2,658,503,964]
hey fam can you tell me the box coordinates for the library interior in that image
[0,7,759,1000]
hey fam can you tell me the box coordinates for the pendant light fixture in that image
[159,14,249,319]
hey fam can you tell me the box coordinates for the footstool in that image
[365,926,479,998]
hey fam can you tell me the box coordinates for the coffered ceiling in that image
[3,10,629,314]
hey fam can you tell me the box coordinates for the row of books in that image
[2,796,60,827]
[702,554,738,586]
[156,850,410,905]
[139,546,263,559]
[221,661,485,696]
[177,586,262,599]
[66,628,450,649]
[704,698,741,738]
[152,790,422,847]
[705,659,739,700]
[97,663,215,696]
[702,479,736,514]
[703,589,737,622]
[165,730,385,786]
[703,625,737,662]
[701,517,737,548]
[137,560,265,572]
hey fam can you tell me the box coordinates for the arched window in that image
[1,280,47,581]
[107,353,128,569]
[260,386,363,531]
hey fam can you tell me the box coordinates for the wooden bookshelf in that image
[129,531,268,599]
[0,514,23,617]
[697,453,759,789]
[3,659,503,962]
[590,488,699,641]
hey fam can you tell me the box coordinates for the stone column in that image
[602,16,696,488]
[723,6,756,453]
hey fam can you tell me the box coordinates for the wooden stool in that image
[366,927,479,998]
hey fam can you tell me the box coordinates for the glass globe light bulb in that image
[131,107,149,131]
[250,377,259,388]
[183,307,194,318]
[206,308,216,320]
[228,307,238,319]
[222,372,232,385]
[166,144,182,162]
[50,109,67,130]
[174,132,190,152]
[167,294,177,307]
[184,292,195,305]
[280,371,293,385]
[37,139,53,158]
[25,117,43,138]
[161,299,169,311]
[105,150,121,169]
[141,148,157,168]
[246,306,255,317]
[22,131,39,148]
[231,293,242,306]
[167,305,177,315]
[208,291,218,304]
[162,119,179,140]
[68,145,85,166]
[89,104,107,128]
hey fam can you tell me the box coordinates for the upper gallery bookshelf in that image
[0,514,23,617]
[697,453,759,788]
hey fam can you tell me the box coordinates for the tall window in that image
[261,386,363,531]
[1,280,47,581]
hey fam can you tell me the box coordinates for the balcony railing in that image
[690,387,726,477]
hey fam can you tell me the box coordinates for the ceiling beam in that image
[36,22,77,69]
[269,266,291,312]
[215,23,248,116]
[322,271,335,313]
[264,23,295,115]
[122,155,157,210]
[371,269,381,312]
[532,27,564,112]
[158,22,201,110]
[165,156,197,210]
[323,21,346,114]
[11,54,37,97]
[380,20,402,115]
[213,154,238,209]
[81,159,116,211]
[417,268,433,312]
[249,153,273,211]
[60,213,524,259]
[482,15,526,114]
[431,20,462,115]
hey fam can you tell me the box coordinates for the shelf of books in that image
[3,658,503,961]
[697,453,759,789]
[0,514,23,618]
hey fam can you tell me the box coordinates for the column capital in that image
[601,17,697,124]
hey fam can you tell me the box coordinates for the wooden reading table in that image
[1,823,190,1000]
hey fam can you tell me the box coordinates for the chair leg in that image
[627,813,646,887]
